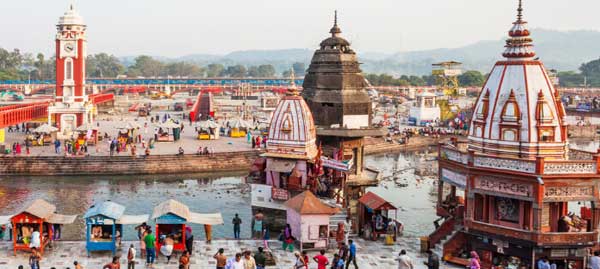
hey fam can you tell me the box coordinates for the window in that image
[494,197,520,224]
[65,58,73,80]
[474,194,485,222]
[503,129,516,141]
[475,126,483,137]
[540,129,554,142]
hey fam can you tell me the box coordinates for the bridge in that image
[0,93,113,129]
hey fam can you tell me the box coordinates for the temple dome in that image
[468,0,567,159]
[266,82,318,160]
[58,4,85,26]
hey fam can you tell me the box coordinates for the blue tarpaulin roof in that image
[84,201,126,220]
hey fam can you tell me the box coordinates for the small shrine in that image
[284,191,339,251]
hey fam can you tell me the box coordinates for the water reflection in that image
[0,150,440,240]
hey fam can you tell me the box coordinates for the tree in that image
[225,65,247,77]
[165,62,204,77]
[579,58,600,86]
[127,55,163,77]
[87,53,125,78]
[257,65,275,77]
[292,62,306,76]
[247,66,260,77]
[558,71,585,87]
[206,63,225,77]
[458,70,485,87]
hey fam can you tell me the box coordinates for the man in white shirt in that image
[590,251,600,269]
[127,244,137,269]
[397,250,414,269]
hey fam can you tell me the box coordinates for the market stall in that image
[195,120,220,140]
[156,121,181,142]
[0,199,76,256]
[227,118,253,138]
[284,191,339,251]
[75,123,99,146]
[151,199,223,252]
[357,192,399,241]
[30,124,58,146]
[84,201,148,256]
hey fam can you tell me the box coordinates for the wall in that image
[0,150,261,176]
[568,125,598,138]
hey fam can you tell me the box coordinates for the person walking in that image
[313,249,329,269]
[254,247,266,269]
[232,213,242,239]
[29,247,41,269]
[179,250,190,269]
[338,242,348,264]
[127,244,136,269]
[243,250,256,269]
[282,224,294,252]
[346,240,358,269]
[590,251,600,269]
[397,250,413,269]
[214,248,227,269]
[468,251,481,269]
[251,210,264,239]
[423,249,439,269]
[103,256,121,269]
[293,251,306,269]
[144,229,156,267]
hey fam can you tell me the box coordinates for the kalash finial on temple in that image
[502,0,535,60]
[287,68,298,96]
[330,10,341,37]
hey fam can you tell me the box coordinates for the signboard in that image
[441,168,466,188]
[321,156,353,172]
[86,216,114,225]
[271,187,289,201]
[0,129,4,144]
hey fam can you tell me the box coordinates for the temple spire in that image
[329,10,341,37]
[517,0,523,22]
[287,68,298,96]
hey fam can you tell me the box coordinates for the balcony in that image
[467,220,597,246]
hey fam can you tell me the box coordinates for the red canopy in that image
[358,192,396,211]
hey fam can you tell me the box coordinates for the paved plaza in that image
[5,114,256,157]
[0,237,460,269]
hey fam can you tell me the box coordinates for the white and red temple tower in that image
[432,1,600,268]
[48,5,93,135]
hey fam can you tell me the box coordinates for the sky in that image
[1,0,599,57]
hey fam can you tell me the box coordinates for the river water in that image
[0,148,440,241]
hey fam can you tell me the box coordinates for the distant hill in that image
[122,29,600,76]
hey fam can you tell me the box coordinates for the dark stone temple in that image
[302,12,384,230]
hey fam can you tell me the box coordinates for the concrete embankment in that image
[568,125,598,138]
[0,150,261,176]
[0,137,448,176]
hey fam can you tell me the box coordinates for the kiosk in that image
[0,199,76,256]
[151,199,223,252]
[84,201,148,256]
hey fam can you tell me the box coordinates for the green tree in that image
[257,64,275,77]
[87,53,125,78]
[206,63,225,77]
[166,62,204,77]
[127,55,163,77]
[558,71,585,87]
[292,62,306,76]
[247,66,260,77]
[458,70,485,87]
[579,58,600,86]
[225,65,247,77]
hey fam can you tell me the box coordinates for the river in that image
[0,148,440,240]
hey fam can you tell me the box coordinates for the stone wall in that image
[568,125,598,138]
[0,150,261,176]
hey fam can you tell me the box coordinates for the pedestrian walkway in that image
[0,238,461,268]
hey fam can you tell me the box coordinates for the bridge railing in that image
[0,102,49,128]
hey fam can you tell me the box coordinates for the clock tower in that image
[49,4,93,135]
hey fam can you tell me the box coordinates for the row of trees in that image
[558,58,600,87]
[364,70,486,87]
[0,48,306,80]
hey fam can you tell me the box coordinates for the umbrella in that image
[227,118,253,129]
[159,121,181,129]
[33,124,58,134]
[75,123,97,132]
[195,120,220,129]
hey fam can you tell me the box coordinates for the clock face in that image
[64,43,74,52]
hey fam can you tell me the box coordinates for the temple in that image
[301,12,383,232]
[431,1,600,268]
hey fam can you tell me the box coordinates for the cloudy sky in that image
[2,0,599,57]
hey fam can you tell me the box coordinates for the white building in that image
[409,91,441,126]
